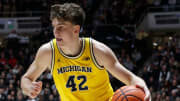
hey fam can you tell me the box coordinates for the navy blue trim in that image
[57,38,85,59]
[89,38,104,69]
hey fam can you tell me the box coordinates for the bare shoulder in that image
[35,42,52,70]
[38,42,52,53]
[91,38,111,54]
[36,42,52,59]
[91,38,117,67]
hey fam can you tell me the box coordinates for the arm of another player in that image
[21,43,52,98]
[92,39,151,101]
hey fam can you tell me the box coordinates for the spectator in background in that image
[0,85,6,101]
[151,65,160,90]
[165,96,170,101]
[131,48,142,66]
[123,55,135,72]
[41,88,51,101]
[0,78,5,86]
[170,89,178,101]
[161,91,167,101]
[159,65,170,84]
[147,76,156,90]
[9,90,15,101]
[154,92,161,101]
[0,72,6,83]
[6,30,20,49]
[16,90,24,101]
[52,89,59,101]
[176,97,180,101]
[0,52,7,66]
[8,54,17,68]
[7,94,13,101]
[141,66,150,83]
[170,79,178,90]
[48,94,55,101]
[174,47,180,61]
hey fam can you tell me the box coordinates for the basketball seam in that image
[125,95,143,101]
[115,88,128,101]
[114,94,123,101]
[114,89,139,96]
[114,86,129,96]
[121,89,144,101]
[113,87,144,101]
[122,86,129,91]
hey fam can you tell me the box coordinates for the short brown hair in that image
[50,3,86,27]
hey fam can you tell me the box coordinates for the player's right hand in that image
[28,81,42,98]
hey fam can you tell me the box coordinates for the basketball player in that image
[21,3,151,101]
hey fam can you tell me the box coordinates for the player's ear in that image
[73,25,80,34]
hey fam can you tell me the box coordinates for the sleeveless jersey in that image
[50,38,114,101]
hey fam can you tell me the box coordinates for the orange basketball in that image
[111,86,145,101]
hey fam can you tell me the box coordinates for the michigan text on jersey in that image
[57,66,92,74]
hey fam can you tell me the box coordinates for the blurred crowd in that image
[2,0,178,25]
[0,0,180,101]
[140,35,180,101]
[0,36,59,101]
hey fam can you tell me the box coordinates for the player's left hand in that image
[136,85,151,101]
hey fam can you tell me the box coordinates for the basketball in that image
[111,86,145,101]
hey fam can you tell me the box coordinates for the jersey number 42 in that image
[66,75,88,91]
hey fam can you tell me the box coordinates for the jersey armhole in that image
[90,38,104,70]
[50,41,55,74]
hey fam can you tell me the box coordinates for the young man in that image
[21,3,151,101]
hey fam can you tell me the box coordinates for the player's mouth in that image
[56,38,62,42]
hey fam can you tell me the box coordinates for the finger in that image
[32,86,42,94]
[33,81,42,87]
[135,85,144,92]
[33,87,41,92]
[32,84,42,90]
[37,81,43,86]
[144,95,150,101]
[30,92,38,98]
[143,87,151,101]
[145,96,151,101]
[144,91,151,101]
[33,85,42,93]
[33,84,42,90]
[136,85,151,101]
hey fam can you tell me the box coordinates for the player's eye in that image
[57,27,62,31]
[57,25,65,31]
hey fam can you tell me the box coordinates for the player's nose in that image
[54,29,60,36]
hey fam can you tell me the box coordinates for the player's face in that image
[52,18,80,45]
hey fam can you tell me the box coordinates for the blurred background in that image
[0,0,180,101]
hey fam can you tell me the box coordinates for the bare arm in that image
[92,39,151,101]
[21,43,52,98]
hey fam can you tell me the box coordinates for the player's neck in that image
[58,38,82,57]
